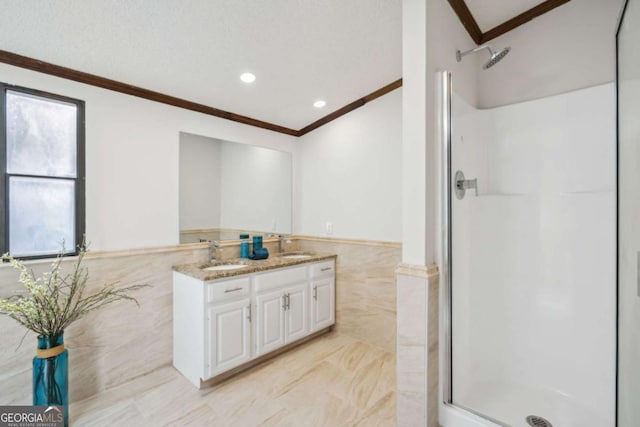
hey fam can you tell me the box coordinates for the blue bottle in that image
[240,241,250,258]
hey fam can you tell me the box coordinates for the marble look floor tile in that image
[210,386,276,419]
[347,352,396,410]
[287,391,361,427]
[133,375,214,424]
[353,391,396,426]
[269,333,352,369]
[325,340,388,373]
[69,332,396,426]
[161,404,218,427]
[221,399,289,427]
[70,366,177,417]
[271,360,348,405]
[71,399,145,427]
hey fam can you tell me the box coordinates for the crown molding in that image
[0,49,402,138]
[298,79,402,136]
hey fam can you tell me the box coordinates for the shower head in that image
[456,44,511,70]
[483,46,510,69]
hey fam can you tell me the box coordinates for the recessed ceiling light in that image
[240,72,256,83]
[313,100,326,108]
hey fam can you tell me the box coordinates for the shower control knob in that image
[454,170,478,199]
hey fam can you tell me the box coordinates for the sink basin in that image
[204,264,249,272]
[280,254,313,260]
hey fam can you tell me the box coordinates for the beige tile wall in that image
[395,264,439,427]
[296,238,401,354]
[0,244,209,405]
[187,234,401,354]
[0,237,400,406]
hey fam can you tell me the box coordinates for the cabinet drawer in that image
[310,261,335,278]
[254,265,307,293]
[207,277,251,303]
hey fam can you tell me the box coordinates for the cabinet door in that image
[207,298,251,377]
[255,289,286,356]
[285,282,309,343]
[311,277,335,332]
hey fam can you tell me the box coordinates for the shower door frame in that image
[440,70,453,406]
[616,1,630,426]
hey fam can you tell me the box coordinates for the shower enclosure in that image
[439,68,617,425]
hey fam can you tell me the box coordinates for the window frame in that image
[0,83,86,260]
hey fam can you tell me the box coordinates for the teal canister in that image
[240,241,250,258]
[252,235,263,250]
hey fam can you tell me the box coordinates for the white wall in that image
[451,84,616,426]
[403,0,478,265]
[0,63,297,251]
[478,0,624,108]
[426,0,479,107]
[179,132,221,230]
[2,60,401,251]
[295,88,402,243]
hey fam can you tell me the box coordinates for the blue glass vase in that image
[33,333,68,427]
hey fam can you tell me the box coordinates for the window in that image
[1,84,85,259]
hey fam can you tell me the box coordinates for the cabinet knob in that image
[313,286,317,300]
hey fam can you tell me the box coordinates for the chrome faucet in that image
[200,238,215,261]
[278,234,291,253]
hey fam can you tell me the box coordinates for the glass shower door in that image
[617,0,640,425]
[444,64,617,424]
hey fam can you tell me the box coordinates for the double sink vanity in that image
[172,252,337,388]
[175,134,328,387]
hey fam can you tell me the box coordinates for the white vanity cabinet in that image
[207,298,251,377]
[173,273,253,387]
[254,265,309,357]
[254,288,286,355]
[310,261,336,332]
[173,258,335,388]
[206,277,252,377]
[284,282,309,342]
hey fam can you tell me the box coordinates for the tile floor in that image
[70,332,396,426]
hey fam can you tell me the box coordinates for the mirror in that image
[179,132,292,243]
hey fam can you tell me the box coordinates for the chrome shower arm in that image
[456,45,494,62]
[456,43,509,69]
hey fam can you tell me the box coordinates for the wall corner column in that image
[396,264,439,426]
[399,0,440,425]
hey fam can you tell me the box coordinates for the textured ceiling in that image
[0,0,402,130]
[0,1,572,130]
[465,0,546,32]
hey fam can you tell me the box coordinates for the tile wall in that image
[1,237,400,405]
[0,245,208,404]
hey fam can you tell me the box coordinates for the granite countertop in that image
[173,252,337,281]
